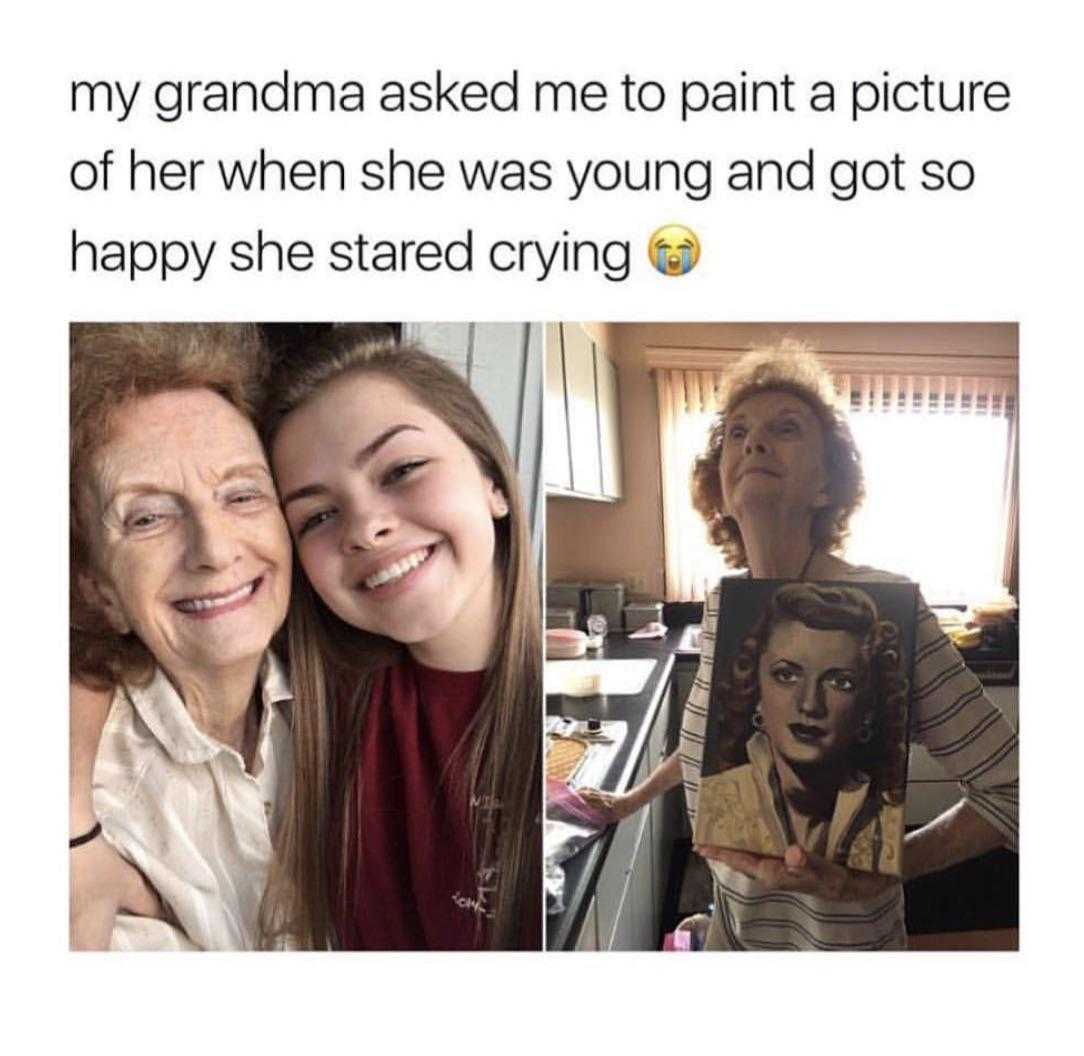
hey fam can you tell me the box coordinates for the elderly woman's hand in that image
[694,843,901,902]
[575,787,642,824]
[71,836,164,950]
[70,680,164,949]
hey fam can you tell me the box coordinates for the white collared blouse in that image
[92,652,293,950]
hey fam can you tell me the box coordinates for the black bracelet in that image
[69,821,102,849]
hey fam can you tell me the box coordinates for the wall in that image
[404,321,543,565]
[546,323,1018,598]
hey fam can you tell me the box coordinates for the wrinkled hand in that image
[576,787,640,824]
[694,843,900,902]
[70,834,163,950]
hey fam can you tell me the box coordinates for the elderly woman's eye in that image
[228,489,266,509]
[727,425,747,441]
[775,418,801,435]
[126,512,163,531]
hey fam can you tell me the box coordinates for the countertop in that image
[545,628,681,950]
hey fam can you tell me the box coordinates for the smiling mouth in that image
[788,723,827,743]
[173,576,262,617]
[360,545,435,590]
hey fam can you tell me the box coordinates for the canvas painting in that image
[694,580,917,877]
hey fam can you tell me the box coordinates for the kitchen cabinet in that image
[570,679,673,951]
[575,897,600,951]
[609,809,655,951]
[546,633,677,951]
[545,323,623,501]
[563,325,603,496]
[648,683,674,939]
[596,349,623,498]
[544,323,572,491]
[591,746,650,949]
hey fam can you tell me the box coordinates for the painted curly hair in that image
[712,583,909,806]
[689,343,865,569]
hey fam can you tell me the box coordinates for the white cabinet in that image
[545,323,623,501]
[544,323,572,491]
[649,688,675,940]
[574,690,673,952]
[575,896,600,951]
[562,325,603,496]
[610,809,655,951]
[596,351,623,499]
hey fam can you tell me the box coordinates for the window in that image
[656,367,1018,604]
[840,374,1016,604]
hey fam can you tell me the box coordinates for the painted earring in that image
[856,712,874,744]
[752,707,764,731]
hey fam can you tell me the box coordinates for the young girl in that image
[259,331,541,950]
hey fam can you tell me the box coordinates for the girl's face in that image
[757,619,868,770]
[272,373,509,671]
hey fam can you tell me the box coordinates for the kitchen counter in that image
[545,628,681,951]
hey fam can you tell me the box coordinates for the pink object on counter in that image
[663,930,693,951]
[628,621,667,640]
[546,628,587,659]
[545,778,611,828]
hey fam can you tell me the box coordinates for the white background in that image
[3,0,1079,1050]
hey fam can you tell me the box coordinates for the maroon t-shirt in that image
[333,658,491,950]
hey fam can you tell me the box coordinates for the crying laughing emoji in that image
[648,224,701,276]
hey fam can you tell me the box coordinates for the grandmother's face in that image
[757,620,867,770]
[83,389,291,684]
[719,391,830,524]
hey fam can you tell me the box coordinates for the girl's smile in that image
[272,372,509,671]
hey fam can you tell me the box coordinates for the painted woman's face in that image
[757,619,867,769]
[272,373,509,671]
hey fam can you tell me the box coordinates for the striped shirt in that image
[92,653,293,951]
[679,567,1019,951]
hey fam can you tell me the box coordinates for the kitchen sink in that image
[544,658,657,697]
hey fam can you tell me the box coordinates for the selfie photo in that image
[69,321,543,951]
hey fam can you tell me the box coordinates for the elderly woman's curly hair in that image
[690,342,865,568]
[70,323,267,690]
[711,583,909,806]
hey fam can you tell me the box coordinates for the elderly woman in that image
[581,345,1018,950]
[69,324,292,950]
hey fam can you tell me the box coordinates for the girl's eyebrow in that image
[280,423,423,507]
[352,423,423,469]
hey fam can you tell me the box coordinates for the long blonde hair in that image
[258,330,541,949]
